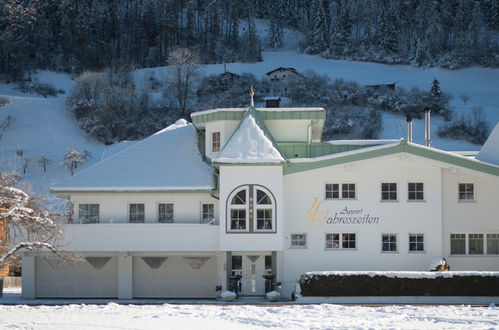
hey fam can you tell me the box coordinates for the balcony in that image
[63,222,219,252]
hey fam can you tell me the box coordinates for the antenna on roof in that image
[249,85,255,107]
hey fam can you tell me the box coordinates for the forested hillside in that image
[0,0,498,82]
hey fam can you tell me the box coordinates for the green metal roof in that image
[284,140,499,177]
[278,142,379,159]
[191,108,325,125]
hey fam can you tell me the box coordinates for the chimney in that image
[406,115,413,143]
[424,108,431,147]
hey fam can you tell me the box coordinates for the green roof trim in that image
[284,140,499,177]
[278,142,378,159]
[191,109,325,125]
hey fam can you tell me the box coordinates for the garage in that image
[35,256,118,298]
[133,255,218,298]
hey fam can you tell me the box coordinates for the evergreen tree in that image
[431,78,441,97]
[269,20,283,48]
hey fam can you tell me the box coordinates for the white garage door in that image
[35,256,118,298]
[133,256,218,298]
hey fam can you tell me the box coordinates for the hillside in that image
[0,51,498,209]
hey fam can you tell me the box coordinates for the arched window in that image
[227,185,276,233]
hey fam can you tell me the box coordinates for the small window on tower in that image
[212,132,221,152]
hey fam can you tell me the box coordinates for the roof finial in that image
[249,85,255,107]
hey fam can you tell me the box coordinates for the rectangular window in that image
[408,182,424,201]
[158,203,173,223]
[290,233,307,248]
[326,233,356,249]
[256,209,273,230]
[230,209,246,230]
[450,233,466,254]
[231,256,242,277]
[468,233,484,255]
[325,184,339,199]
[487,234,499,255]
[458,183,474,201]
[201,203,214,223]
[342,233,356,249]
[78,204,99,224]
[325,233,340,249]
[409,234,424,252]
[325,183,355,199]
[212,132,221,152]
[129,203,145,223]
[381,183,397,201]
[382,234,397,252]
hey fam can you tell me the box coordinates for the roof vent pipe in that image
[406,116,413,143]
[424,108,431,147]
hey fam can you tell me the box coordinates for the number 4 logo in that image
[305,197,329,230]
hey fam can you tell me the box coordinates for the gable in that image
[476,122,499,166]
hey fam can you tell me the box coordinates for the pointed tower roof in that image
[476,122,499,166]
[213,108,285,164]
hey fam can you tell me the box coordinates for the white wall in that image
[70,192,217,224]
[219,166,284,251]
[205,120,239,159]
[280,154,444,295]
[264,119,310,142]
[442,167,499,270]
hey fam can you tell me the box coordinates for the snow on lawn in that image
[0,303,498,329]
[0,71,134,208]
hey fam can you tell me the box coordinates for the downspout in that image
[307,123,312,158]
[210,168,220,200]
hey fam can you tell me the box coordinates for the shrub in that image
[438,106,489,145]
[19,80,64,97]
[299,272,499,296]
[0,96,11,107]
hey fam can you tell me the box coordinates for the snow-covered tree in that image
[168,48,199,115]
[0,172,66,267]
[62,149,85,175]
[38,154,52,173]
[431,79,441,97]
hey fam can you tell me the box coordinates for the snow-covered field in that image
[0,302,498,329]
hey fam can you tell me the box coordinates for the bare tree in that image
[21,155,33,174]
[0,172,67,267]
[168,48,199,114]
[38,154,52,173]
[460,94,470,105]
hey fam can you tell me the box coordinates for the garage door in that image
[133,256,218,298]
[35,256,118,298]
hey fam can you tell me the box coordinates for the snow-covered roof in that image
[476,122,499,166]
[51,120,215,192]
[214,110,285,164]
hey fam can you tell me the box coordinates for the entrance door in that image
[232,255,266,296]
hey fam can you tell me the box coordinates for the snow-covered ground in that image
[0,51,498,205]
[0,300,498,329]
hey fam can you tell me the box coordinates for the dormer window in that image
[227,185,276,233]
[212,132,221,152]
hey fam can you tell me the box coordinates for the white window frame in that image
[290,233,307,249]
[201,202,215,223]
[77,203,100,224]
[381,233,398,253]
[157,202,174,223]
[128,203,145,223]
[211,131,221,153]
[325,232,357,250]
[324,182,357,200]
[458,183,475,202]
[227,188,249,232]
[408,233,425,253]
[486,233,499,255]
[450,233,467,255]
[253,187,275,232]
[407,182,425,202]
[381,182,398,202]
[468,233,484,255]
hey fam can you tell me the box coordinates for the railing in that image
[62,222,219,252]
